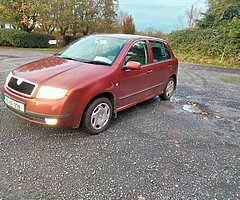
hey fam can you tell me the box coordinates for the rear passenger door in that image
[149,41,173,93]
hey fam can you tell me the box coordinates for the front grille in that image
[8,77,36,96]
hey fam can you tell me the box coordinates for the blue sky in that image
[118,0,208,33]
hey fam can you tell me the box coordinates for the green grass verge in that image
[174,50,240,69]
[16,47,60,53]
[221,76,240,84]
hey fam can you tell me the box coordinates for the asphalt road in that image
[0,48,239,200]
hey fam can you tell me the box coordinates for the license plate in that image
[4,96,25,113]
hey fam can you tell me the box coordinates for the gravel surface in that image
[0,48,239,200]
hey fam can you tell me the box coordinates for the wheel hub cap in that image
[166,80,175,97]
[91,103,110,130]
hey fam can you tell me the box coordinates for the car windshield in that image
[57,36,127,66]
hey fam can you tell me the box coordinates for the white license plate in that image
[4,96,25,113]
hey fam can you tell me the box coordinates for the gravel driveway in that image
[0,48,239,199]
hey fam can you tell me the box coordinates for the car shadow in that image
[4,95,177,139]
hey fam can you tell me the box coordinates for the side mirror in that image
[125,61,141,70]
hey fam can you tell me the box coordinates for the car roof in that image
[92,33,165,42]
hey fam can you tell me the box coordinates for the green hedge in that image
[168,27,240,65]
[0,28,55,48]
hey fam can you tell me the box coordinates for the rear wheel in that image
[159,77,175,100]
[82,97,112,135]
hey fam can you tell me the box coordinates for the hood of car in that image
[13,56,113,90]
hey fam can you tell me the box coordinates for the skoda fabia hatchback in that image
[2,34,178,134]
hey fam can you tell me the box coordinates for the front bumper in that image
[6,105,71,124]
[2,85,79,128]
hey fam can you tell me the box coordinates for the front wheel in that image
[82,97,112,135]
[159,77,175,100]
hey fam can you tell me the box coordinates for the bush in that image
[168,27,240,65]
[0,28,55,48]
[63,35,79,46]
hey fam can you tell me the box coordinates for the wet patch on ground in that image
[170,93,240,137]
[171,98,211,118]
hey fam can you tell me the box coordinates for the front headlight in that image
[5,72,13,85]
[36,86,68,99]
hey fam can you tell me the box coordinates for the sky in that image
[118,0,208,33]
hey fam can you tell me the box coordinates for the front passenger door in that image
[118,40,156,109]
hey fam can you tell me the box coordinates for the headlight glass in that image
[36,86,68,99]
[5,72,13,85]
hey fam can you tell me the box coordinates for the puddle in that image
[170,96,182,103]
[183,104,203,113]
[181,101,210,118]
[170,96,211,116]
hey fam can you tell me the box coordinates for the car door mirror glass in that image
[125,61,141,70]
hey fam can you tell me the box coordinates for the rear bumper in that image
[2,85,80,128]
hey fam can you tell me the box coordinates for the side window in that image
[150,41,171,62]
[124,41,149,66]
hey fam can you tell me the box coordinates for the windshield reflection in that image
[57,36,127,66]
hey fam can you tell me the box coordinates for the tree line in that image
[169,0,240,67]
[0,0,136,37]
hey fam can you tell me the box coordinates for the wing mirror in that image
[125,61,141,70]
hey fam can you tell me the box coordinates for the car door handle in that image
[147,69,153,74]
[168,64,173,68]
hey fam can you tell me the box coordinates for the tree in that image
[37,1,59,34]
[72,0,118,36]
[0,0,39,32]
[0,0,119,36]
[186,5,201,28]
[122,15,136,34]
[56,0,75,37]
[228,17,240,43]
[196,0,240,28]
[94,0,118,33]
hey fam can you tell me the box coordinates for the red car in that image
[2,34,178,134]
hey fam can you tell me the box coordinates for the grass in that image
[221,76,240,84]
[16,47,60,53]
[0,46,60,53]
[174,50,240,69]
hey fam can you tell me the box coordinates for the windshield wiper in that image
[83,60,111,66]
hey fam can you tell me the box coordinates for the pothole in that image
[183,104,202,114]
[173,100,211,119]
[215,131,224,136]
[180,101,206,114]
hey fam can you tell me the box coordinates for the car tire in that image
[159,77,175,101]
[82,97,113,135]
